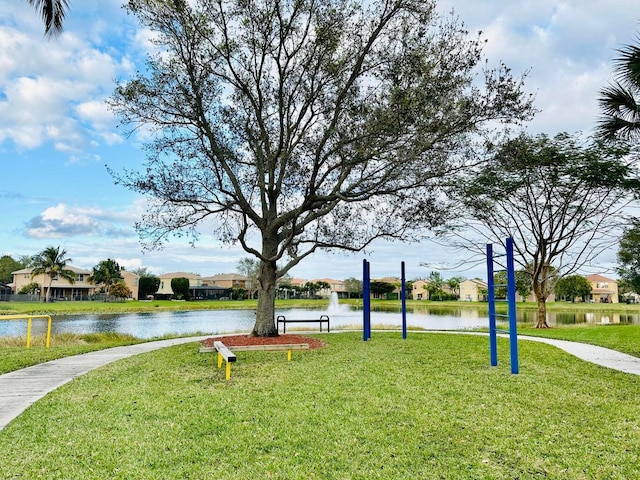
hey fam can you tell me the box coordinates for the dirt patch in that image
[201,334,326,350]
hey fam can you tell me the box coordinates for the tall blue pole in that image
[506,237,519,374]
[401,261,407,339]
[486,244,498,367]
[363,259,371,341]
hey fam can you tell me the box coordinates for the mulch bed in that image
[201,334,326,350]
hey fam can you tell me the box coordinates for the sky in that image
[0,0,638,282]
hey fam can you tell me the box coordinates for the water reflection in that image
[1,306,638,339]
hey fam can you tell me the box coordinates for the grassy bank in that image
[1,332,639,479]
[3,297,640,316]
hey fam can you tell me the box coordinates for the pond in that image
[1,303,638,339]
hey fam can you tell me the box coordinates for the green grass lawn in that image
[1,332,639,479]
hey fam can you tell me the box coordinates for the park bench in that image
[276,314,330,333]
[204,340,310,380]
[213,341,237,380]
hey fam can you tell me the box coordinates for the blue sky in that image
[0,0,637,281]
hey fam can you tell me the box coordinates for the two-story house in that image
[586,274,618,303]
[12,266,94,301]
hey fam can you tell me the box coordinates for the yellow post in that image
[225,361,231,380]
[45,316,52,348]
[287,350,292,361]
[217,353,223,369]
[26,317,32,349]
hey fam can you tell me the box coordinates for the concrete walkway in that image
[0,336,209,431]
[1,333,640,432]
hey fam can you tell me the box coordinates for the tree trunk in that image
[45,278,53,303]
[251,255,279,337]
[535,297,549,328]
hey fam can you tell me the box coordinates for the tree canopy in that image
[598,36,640,141]
[555,275,592,303]
[451,132,638,327]
[89,259,124,301]
[617,219,640,293]
[110,0,533,335]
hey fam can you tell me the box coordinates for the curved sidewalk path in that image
[2,333,640,431]
[0,336,209,431]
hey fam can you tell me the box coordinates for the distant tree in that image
[18,282,40,295]
[598,37,640,141]
[515,270,533,302]
[493,270,533,302]
[453,132,639,327]
[617,218,640,293]
[555,275,592,302]
[370,281,396,298]
[89,259,124,302]
[171,277,190,300]
[344,278,363,299]
[138,275,161,299]
[109,282,133,300]
[26,0,69,37]
[425,272,445,300]
[0,255,26,284]
[236,257,259,299]
[110,0,534,336]
[30,246,75,302]
[130,267,151,277]
[446,276,464,300]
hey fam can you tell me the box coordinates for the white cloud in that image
[24,202,138,239]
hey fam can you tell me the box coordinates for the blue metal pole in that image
[401,261,407,339]
[506,237,519,374]
[363,259,371,341]
[486,244,498,366]
[366,260,371,340]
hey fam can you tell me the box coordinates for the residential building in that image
[202,273,250,290]
[156,272,202,296]
[459,278,487,302]
[412,280,429,300]
[120,271,140,300]
[11,266,94,301]
[310,278,346,298]
[586,274,618,303]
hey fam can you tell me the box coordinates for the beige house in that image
[12,266,94,301]
[310,278,346,298]
[459,278,487,302]
[156,272,202,295]
[201,273,250,290]
[586,274,618,303]
[120,271,140,300]
[412,280,430,300]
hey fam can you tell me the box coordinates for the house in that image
[310,278,346,298]
[459,278,487,302]
[412,280,429,300]
[156,272,202,296]
[120,271,140,300]
[201,273,250,290]
[586,274,618,303]
[11,266,94,301]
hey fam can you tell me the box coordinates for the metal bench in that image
[276,314,330,333]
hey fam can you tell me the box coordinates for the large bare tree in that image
[109,0,533,336]
[450,132,638,328]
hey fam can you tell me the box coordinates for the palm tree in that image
[88,259,124,302]
[31,246,76,302]
[598,39,640,141]
[26,0,69,37]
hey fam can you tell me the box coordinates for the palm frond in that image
[26,0,70,37]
